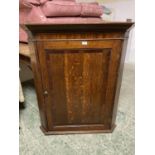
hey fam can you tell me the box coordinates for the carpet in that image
[19,63,135,155]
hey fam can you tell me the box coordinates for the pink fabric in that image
[81,3,103,17]
[41,1,81,17]
[19,0,36,24]
[46,17,102,24]
[20,0,40,7]
[53,0,75,1]
[27,0,40,5]
[20,7,32,24]
[19,27,28,43]
[40,0,75,5]
[20,6,47,42]
[26,6,102,24]
[20,1,32,9]
[27,6,47,23]
[27,17,102,24]
[19,0,41,24]
[41,1,103,17]
[40,0,49,4]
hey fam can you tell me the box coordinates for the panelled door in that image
[36,39,122,132]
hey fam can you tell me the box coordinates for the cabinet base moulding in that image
[40,124,116,135]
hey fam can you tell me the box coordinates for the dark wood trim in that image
[40,124,116,135]
[112,31,130,125]
[29,38,127,42]
[23,22,134,34]
[45,48,110,54]
[28,41,49,129]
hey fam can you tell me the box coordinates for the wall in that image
[100,0,135,64]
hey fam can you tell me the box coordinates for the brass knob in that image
[44,90,48,95]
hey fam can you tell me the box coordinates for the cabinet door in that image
[36,40,122,132]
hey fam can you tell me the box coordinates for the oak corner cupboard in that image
[25,22,134,135]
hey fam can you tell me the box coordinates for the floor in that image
[19,64,135,155]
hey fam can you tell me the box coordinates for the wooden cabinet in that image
[26,22,134,135]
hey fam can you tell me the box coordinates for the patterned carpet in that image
[19,64,135,155]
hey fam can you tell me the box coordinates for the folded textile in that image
[20,0,40,8]
[41,1,81,17]
[27,6,47,23]
[53,0,75,2]
[39,0,76,5]
[41,1,103,17]
[19,0,40,23]
[81,3,103,17]
[26,5,102,24]
[40,0,49,4]
[20,1,32,9]
[20,7,32,24]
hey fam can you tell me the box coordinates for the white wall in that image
[101,0,135,21]
[100,0,135,64]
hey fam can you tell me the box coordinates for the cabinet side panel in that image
[112,34,129,125]
[29,41,48,129]
[103,40,123,127]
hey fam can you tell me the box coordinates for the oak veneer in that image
[25,22,134,135]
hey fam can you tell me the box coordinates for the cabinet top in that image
[24,22,134,34]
